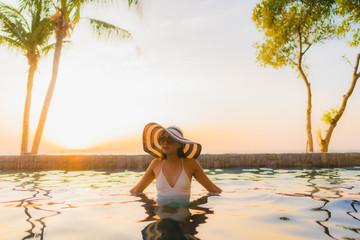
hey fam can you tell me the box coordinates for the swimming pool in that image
[1,168,359,240]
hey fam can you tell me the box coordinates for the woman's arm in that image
[192,159,222,193]
[130,159,157,193]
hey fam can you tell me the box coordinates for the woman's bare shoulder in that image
[150,158,162,166]
[149,158,162,173]
[184,158,200,168]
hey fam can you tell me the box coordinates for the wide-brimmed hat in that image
[143,122,202,159]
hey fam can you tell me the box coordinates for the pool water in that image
[0,168,359,240]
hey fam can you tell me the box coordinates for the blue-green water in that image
[0,168,359,240]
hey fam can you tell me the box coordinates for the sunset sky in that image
[0,0,359,155]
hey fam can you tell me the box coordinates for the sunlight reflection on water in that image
[0,168,359,240]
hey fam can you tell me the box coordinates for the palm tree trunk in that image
[30,36,64,155]
[21,61,37,155]
[320,53,360,152]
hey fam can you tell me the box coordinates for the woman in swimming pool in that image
[130,122,222,196]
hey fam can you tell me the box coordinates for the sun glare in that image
[43,112,112,150]
[32,90,141,151]
[49,133,100,150]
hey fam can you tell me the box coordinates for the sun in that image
[43,116,111,150]
[29,85,119,151]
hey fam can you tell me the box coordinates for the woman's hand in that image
[192,159,222,193]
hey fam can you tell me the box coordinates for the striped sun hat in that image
[143,122,202,159]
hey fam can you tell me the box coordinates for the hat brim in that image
[143,122,202,159]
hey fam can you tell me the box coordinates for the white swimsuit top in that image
[156,159,191,197]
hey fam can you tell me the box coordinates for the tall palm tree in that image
[30,0,138,154]
[0,0,54,155]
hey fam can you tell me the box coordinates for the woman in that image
[130,122,222,195]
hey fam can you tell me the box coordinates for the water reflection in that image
[21,189,60,240]
[132,193,215,240]
[1,169,359,240]
[304,170,359,239]
[0,173,61,240]
[276,169,360,239]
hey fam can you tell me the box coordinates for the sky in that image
[0,0,359,155]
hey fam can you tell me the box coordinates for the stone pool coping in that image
[0,152,359,171]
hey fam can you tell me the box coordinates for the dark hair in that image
[177,145,186,158]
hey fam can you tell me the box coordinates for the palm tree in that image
[0,0,54,155]
[29,0,138,154]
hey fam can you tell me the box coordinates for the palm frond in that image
[0,2,32,45]
[32,18,54,46]
[0,34,24,51]
[74,3,80,23]
[1,1,55,56]
[128,0,139,7]
[0,3,29,29]
[19,0,36,11]
[31,1,45,32]
[0,12,27,43]
[61,0,68,12]
[40,42,56,56]
[41,40,70,56]
[72,0,117,5]
[87,18,133,40]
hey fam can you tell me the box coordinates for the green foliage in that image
[1,0,139,47]
[316,128,324,142]
[88,18,132,39]
[337,0,360,47]
[45,0,136,40]
[128,0,139,7]
[0,0,54,56]
[321,107,341,125]
[342,54,354,67]
[253,0,339,69]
